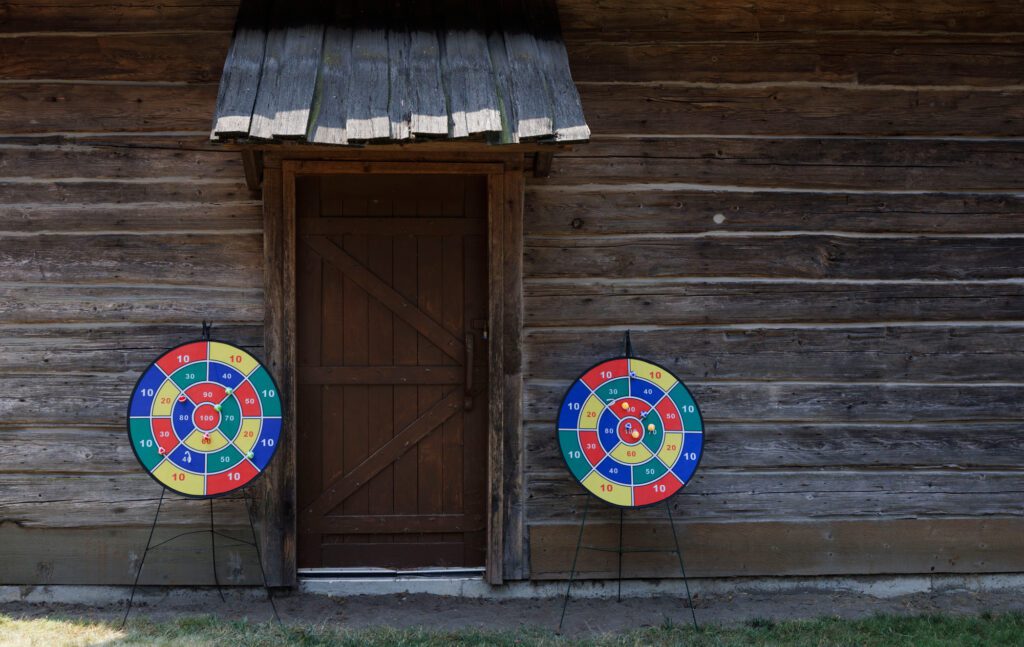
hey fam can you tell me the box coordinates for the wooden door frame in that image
[258,152,525,586]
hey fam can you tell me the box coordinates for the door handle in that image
[464,331,474,411]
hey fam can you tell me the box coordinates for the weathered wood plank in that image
[0,525,261,585]
[345,29,390,140]
[536,37,589,142]
[0,83,217,135]
[556,0,1024,40]
[211,0,268,138]
[0,473,251,527]
[385,29,412,141]
[528,518,1024,580]
[0,427,139,474]
[1,203,260,233]
[0,233,262,287]
[0,1,241,33]
[441,29,501,138]
[0,144,243,180]
[407,31,448,136]
[0,324,262,373]
[266,21,324,138]
[524,236,1024,280]
[523,326,1024,383]
[525,189,1024,235]
[579,84,1024,137]
[524,382,1024,424]
[524,281,1024,327]
[0,33,229,82]
[566,37,1024,86]
[309,26,353,145]
[525,421,1024,471]
[0,181,252,206]
[541,138,1024,191]
[0,284,262,324]
[502,32,554,139]
[247,10,287,140]
[526,469,1024,522]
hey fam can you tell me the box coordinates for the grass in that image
[2,612,1024,647]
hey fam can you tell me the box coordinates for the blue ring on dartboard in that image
[556,355,705,508]
[126,338,283,499]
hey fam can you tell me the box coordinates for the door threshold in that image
[298,566,485,580]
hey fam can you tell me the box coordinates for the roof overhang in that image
[210,0,590,148]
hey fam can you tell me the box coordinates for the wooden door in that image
[295,173,489,569]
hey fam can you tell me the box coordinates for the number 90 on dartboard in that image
[127,340,282,498]
[557,357,704,507]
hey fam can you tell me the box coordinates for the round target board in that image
[128,340,282,498]
[557,357,704,507]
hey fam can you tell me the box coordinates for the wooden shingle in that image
[211,0,589,145]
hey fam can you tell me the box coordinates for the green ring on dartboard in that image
[127,339,282,498]
[557,357,704,508]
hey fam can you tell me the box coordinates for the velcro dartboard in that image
[557,357,704,507]
[128,339,282,498]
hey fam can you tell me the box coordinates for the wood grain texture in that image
[0,233,262,287]
[211,0,268,137]
[0,524,262,585]
[529,518,1024,579]
[524,281,1024,327]
[540,138,1024,191]
[0,284,262,324]
[525,188,1024,235]
[524,236,1024,280]
[526,469,1024,522]
[0,32,229,82]
[0,83,217,134]
[523,326,1024,383]
[556,0,1024,40]
[579,83,1024,137]
[0,144,243,180]
[0,1,241,32]
[565,37,1024,86]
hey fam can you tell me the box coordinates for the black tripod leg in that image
[246,490,281,624]
[121,488,165,629]
[557,496,589,634]
[210,498,225,602]
[617,507,624,603]
[666,501,698,631]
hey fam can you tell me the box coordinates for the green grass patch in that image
[2,611,1024,646]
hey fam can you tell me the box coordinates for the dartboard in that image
[557,357,704,507]
[128,340,282,498]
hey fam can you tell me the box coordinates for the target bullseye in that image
[128,339,282,498]
[557,356,704,508]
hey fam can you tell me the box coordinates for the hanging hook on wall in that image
[202,320,213,341]
[623,329,633,358]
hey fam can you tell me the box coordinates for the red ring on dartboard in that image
[556,355,705,508]
[127,338,283,499]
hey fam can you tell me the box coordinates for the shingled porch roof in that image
[210,0,590,146]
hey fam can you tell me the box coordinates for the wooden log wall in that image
[1,0,1022,586]
[525,0,1024,579]
[0,1,265,584]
